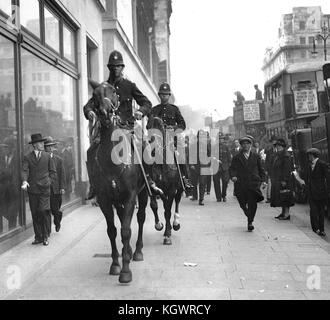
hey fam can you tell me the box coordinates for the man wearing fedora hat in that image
[301,148,330,237]
[44,137,66,234]
[230,136,266,232]
[21,133,56,246]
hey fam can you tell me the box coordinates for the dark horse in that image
[147,116,184,246]
[91,81,149,284]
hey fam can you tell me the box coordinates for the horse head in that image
[146,116,165,132]
[90,80,119,125]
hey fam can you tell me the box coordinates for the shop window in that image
[308,37,314,44]
[44,6,60,53]
[0,0,11,16]
[0,35,20,236]
[21,49,79,212]
[300,37,306,45]
[63,24,75,63]
[20,0,40,39]
[299,21,306,30]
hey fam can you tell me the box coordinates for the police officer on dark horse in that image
[147,83,194,245]
[83,50,164,283]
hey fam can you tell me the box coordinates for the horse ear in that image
[89,79,101,90]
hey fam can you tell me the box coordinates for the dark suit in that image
[47,154,66,234]
[230,151,266,223]
[304,159,330,233]
[22,151,56,241]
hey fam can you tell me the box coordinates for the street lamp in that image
[313,22,330,61]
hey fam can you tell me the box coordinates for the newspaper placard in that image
[294,88,319,114]
[243,100,260,121]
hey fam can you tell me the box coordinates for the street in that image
[1,184,330,300]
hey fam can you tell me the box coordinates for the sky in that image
[170,0,330,121]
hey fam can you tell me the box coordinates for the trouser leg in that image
[247,190,258,224]
[213,172,221,200]
[199,175,207,202]
[236,191,248,217]
[86,143,99,198]
[318,200,326,232]
[50,193,63,227]
[29,194,43,241]
[309,199,319,232]
[221,170,230,198]
[190,169,198,199]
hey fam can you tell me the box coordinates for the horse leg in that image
[98,198,121,276]
[163,193,175,245]
[119,194,136,284]
[173,190,183,232]
[150,195,164,231]
[133,189,148,262]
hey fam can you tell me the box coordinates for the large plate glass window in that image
[63,24,75,63]
[44,6,60,53]
[20,0,40,38]
[21,49,79,226]
[0,35,21,236]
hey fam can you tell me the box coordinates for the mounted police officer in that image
[84,50,163,200]
[150,83,194,192]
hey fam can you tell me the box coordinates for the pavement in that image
[1,183,330,300]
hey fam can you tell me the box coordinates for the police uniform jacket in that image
[21,151,57,195]
[84,77,152,126]
[150,103,186,131]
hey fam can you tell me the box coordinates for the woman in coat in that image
[270,138,295,220]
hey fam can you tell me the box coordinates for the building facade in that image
[0,0,172,250]
[262,6,330,141]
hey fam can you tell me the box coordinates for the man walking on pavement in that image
[213,133,232,202]
[230,136,266,232]
[44,137,66,234]
[84,50,164,200]
[21,134,56,246]
[265,136,278,203]
[302,148,330,237]
[149,82,194,193]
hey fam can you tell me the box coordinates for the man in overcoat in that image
[230,136,266,231]
[21,133,56,246]
[44,137,66,233]
[302,148,330,237]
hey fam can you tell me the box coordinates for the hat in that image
[239,136,252,145]
[44,136,58,147]
[158,83,171,95]
[29,133,47,144]
[275,138,286,148]
[107,50,125,67]
[246,135,255,142]
[307,148,321,158]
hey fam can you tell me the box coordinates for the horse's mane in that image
[147,116,164,131]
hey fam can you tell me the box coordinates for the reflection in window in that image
[21,49,78,205]
[20,0,40,38]
[63,25,75,63]
[44,6,60,53]
[0,0,11,16]
[0,35,20,235]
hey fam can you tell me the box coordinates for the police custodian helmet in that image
[107,50,125,67]
[158,83,171,95]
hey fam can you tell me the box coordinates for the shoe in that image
[319,231,326,237]
[32,239,43,245]
[206,192,210,195]
[199,200,204,206]
[275,213,284,219]
[278,216,290,221]
[55,224,61,232]
[190,197,197,201]
[150,183,164,197]
[266,199,271,203]
[248,223,254,232]
[43,240,49,246]
[222,197,227,202]
[217,199,222,202]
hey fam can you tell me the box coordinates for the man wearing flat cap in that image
[44,137,66,234]
[21,134,56,246]
[230,136,266,232]
[301,148,330,237]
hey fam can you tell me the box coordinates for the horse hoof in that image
[173,223,181,232]
[109,265,121,276]
[163,237,172,246]
[133,252,144,262]
[119,271,132,284]
[155,222,164,232]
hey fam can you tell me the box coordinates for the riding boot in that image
[86,160,96,200]
[179,164,194,192]
[144,164,165,198]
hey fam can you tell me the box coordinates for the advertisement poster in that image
[243,100,260,121]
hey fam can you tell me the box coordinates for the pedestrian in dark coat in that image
[213,134,232,202]
[230,136,266,232]
[270,138,295,220]
[264,136,278,202]
[21,134,56,246]
[302,148,330,237]
[44,137,66,234]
